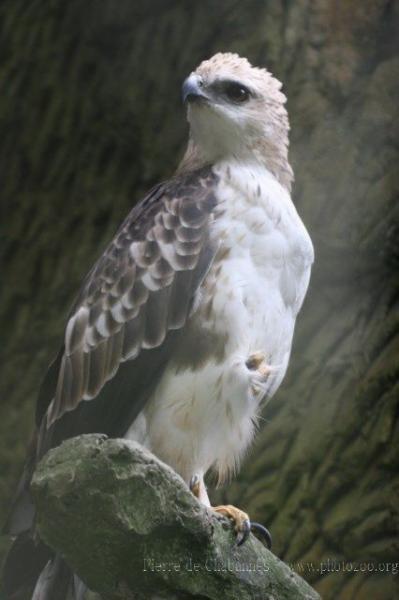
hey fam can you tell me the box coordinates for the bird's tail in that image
[1,532,89,600]
[2,442,90,599]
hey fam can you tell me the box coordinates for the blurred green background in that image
[0,1,398,599]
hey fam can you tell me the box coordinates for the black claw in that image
[250,522,272,549]
[235,518,251,546]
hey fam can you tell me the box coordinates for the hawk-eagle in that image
[3,53,314,600]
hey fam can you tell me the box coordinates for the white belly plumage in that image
[126,161,314,487]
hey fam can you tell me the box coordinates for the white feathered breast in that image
[126,160,314,484]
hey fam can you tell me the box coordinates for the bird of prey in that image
[3,53,314,599]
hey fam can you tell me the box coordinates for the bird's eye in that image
[223,81,251,103]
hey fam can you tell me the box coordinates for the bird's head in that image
[180,53,292,189]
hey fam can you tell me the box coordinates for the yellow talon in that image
[212,504,251,545]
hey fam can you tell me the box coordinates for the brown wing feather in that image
[46,167,219,426]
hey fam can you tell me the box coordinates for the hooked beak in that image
[182,75,208,104]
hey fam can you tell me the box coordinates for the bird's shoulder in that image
[74,167,219,310]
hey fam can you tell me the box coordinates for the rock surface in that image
[31,435,319,600]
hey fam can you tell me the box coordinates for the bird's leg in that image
[246,351,280,399]
[187,356,277,548]
[189,474,210,506]
[189,476,272,548]
[189,474,201,499]
[189,477,249,543]
[245,351,272,375]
